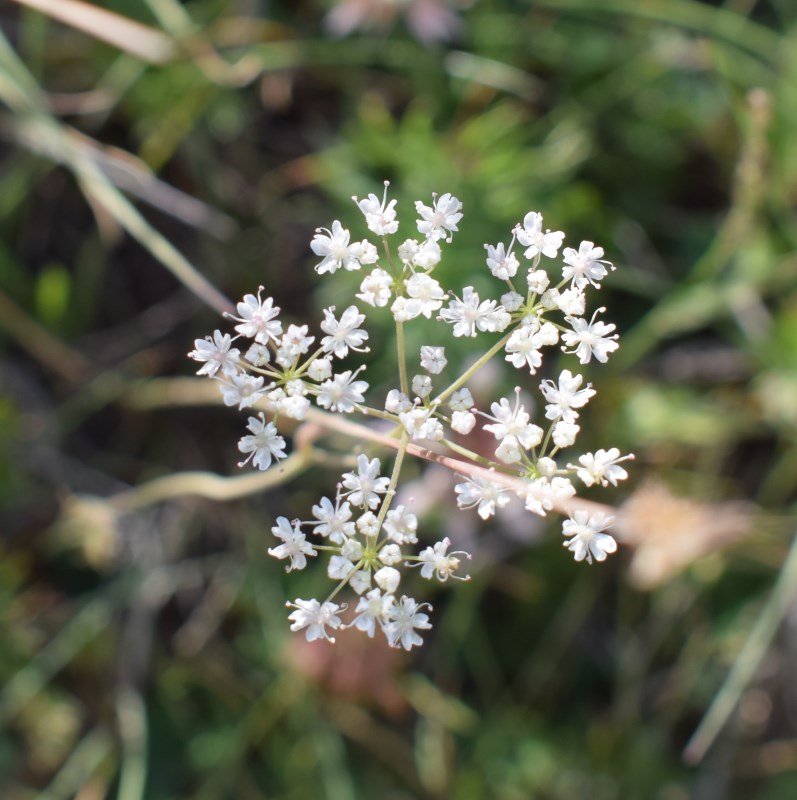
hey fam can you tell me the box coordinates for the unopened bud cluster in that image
[189,184,633,649]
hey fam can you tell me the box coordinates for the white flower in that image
[189,329,240,377]
[227,287,282,344]
[269,517,316,571]
[378,543,402,566]
[562,511,617,564]
[316,369,368,413]
[420,345,447,374]
[356,268,393,307]
[561,308,620,364]
[276,323,314,367]
[504,320,544,374]
[354,182,399,236]
[572,448,633,487]
[350,570,372,595]
[286,598,344,643]
[485,242,519,280]
[341,538,363,562]
[527,268,550,294]
[356,510,380,537]
[320,305,369,358]
[245,342,270,367]
[561,240,614,290]
[552,420,580,448]
[450,410,476,435]
[455,474,511,519]
[438,286,502,337]
[449,388,474,411]
[311,495,355,543]
[412,374,432,398]
[417,538,471,581]
[415,192,463,242]
[556,289,586,317]
[307,358,332,382]
[399,407,444,441]
[238,413,286,470]
[398,238,442,270]
[383,505,418,545]
[384,596,432,650]
[375,566,401,594]
[327,554,356,580]
[385,389,412,414]
[522,476,575,517]
[403,273,447,319]
[501,291,524,312]
[537,456,558,477]
[482,390,543,463]
[311,220,377,275]
[218,373,266,410]
[341,455,390,510]
[515,212,565,259]
[540,369,596,424]
[348,589,393,638]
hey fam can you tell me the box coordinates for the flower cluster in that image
[189,183,632,649]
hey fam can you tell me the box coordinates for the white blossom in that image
[485,242,519,280]
[320,305,369,358]
[311,220,377,274]
[307,357,332,382]
[455,474,511,519]
[412,374,432,398]
[398,238,442,270]
[439,286,504,337]
[385,389,412,414]
[482,390,543,463]
[562,308,620,364]
[515,212,565,259]
[383,505,418,545]
[572,448,633,487]
[375,566,401,593]
[218,373,265,410]
[416,538,471,581]
[238,413,286,470]
[403,273,447,319]
[227,287,282,344]
[348,589,393,638]
[415,192,463,243]
[501,291,524,312]
[316,369,368,413]
[356,268,393,307]
[286,598,344,642]
[341,455,390,510]
[384,596,432,650]
[449,388,474,411]
[189,330,240,377]
[561,240,614,290]
[450,410,476,435]
[269,518,316,571]
[540,369,596,424]
[420,345,447,374]
[354,182,399,236]
[311,495,355,543]
[562,511,617,564]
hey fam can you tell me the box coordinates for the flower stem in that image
[433,329,514,405]
[375,432,409,533]
[395,320,409,396]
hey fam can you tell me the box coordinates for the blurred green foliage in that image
[2,0,797,798]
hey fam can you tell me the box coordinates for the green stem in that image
[375,433,410,533]
[396,320,409,396]
[439,438,498,469]
[433,330,514,405]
